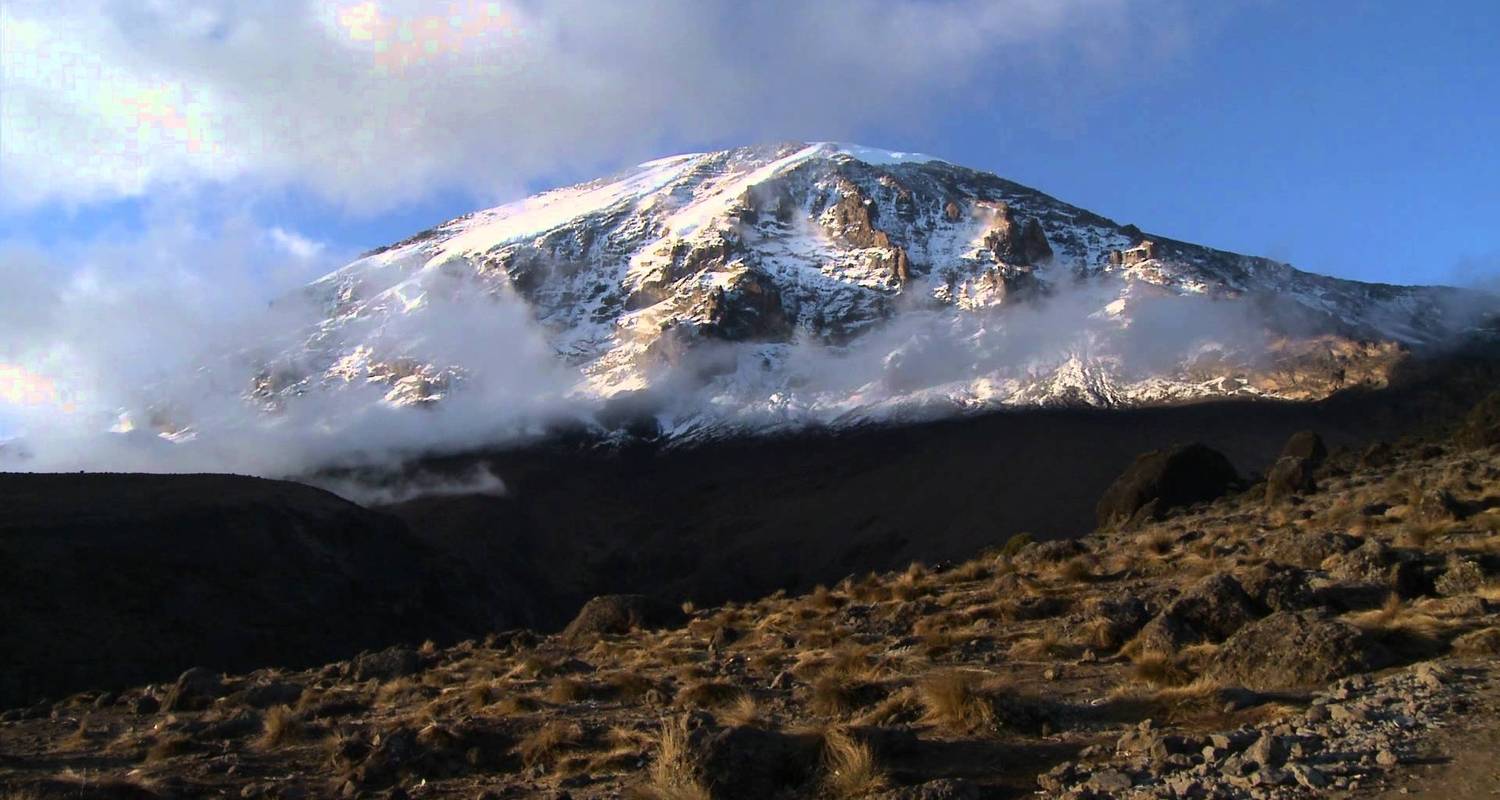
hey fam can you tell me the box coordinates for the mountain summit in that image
[249,142,1488,440]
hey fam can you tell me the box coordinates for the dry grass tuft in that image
[892,562,931,601]
[1141,529,1175,556]
[821,726,889,798]
[546,677,596,704]
[1008,628,1063,660]
[916,670,996,736]
[676,680,746,710]
[1128,653,1193,689]
[257,705,306,750]
[630,716,712,800]
[1056,556,1094,583]
[719,694,764,728]
[516,720,583,771]
[144,733,193,763]
[1348,594,1448,641]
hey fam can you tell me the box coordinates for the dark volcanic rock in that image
[699,723,821,800]
[1133,573,1259,654]
[1456,390,1500,449]
[1209,609,1393,691]
[1279,430,1329,467]
[1238,564,1316,612]
[1265,456,1317,503]
[1096,443,1241,528]
[562,595,684,645]
[160,667,226,712]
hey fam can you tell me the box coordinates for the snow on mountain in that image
[240,141,1489,441]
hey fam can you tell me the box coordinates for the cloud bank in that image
[1,0,1190,211]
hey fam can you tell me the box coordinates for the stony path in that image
[1040,659,1500,799]
[1365,660,1500,799]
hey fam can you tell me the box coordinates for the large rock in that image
[561,595,683,645]
[1237,564,1316,613]
[1456,391,1500,449]
[160,666,227,712]
[1096,444,1241,528]
[699,723,821,800]
[1265,456,1317,503]
[1264,531,1359,568]
[1278,431,1329,467]
[1132,573,1259,654]
[1208,610,1393,691]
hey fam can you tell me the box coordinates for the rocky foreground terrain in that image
[4,392,1500,798]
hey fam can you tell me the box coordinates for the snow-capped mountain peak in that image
[245,141,1490,440]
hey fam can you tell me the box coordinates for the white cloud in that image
[268,226,326,259]
[1,0,1195,212]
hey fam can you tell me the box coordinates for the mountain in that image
[246,142,1491,441]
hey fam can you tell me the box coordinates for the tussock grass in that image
[144,733,193,763]
[1348,594,1448,640]
[257,705,306,750]
[1128,652,1193,689]
[629,716,712,800]
[676,680,745,710]
[821,726,889,798]
[916,670,996,736]
[1055,556,1094,583]
[516,720,583,771]
[1008,628,1062,661]
[720,694,764,728]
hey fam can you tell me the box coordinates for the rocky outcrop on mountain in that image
[981,202,1053,266]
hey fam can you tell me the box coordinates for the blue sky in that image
[1,0,1496,289]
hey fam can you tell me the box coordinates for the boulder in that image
[1237,564,1315,613]
[160,667,227,712]
[1279,431,1328,468]
[1264,531,1359,568]
[350,647,422,683]
[1265,456,1316,504]
[698,723,821,800]
[1208,610,1393,691]
[1360,441,1395,468]
[1456,391,1500,450]
[1435,556,1486,597]
[1096,444,1241,529]
[1132,573,1258,654]
[562,594,683,645]
[1321,540,1421,597]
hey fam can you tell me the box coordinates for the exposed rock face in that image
[1132,573,1259,654]
[981,202,1052,266]
[820,177,912,287]
[561,595,684,645]
[694,267,793,343]
[1096,443,1241,528]
[1108,239,1159,266]
[1209,609,1393,691]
